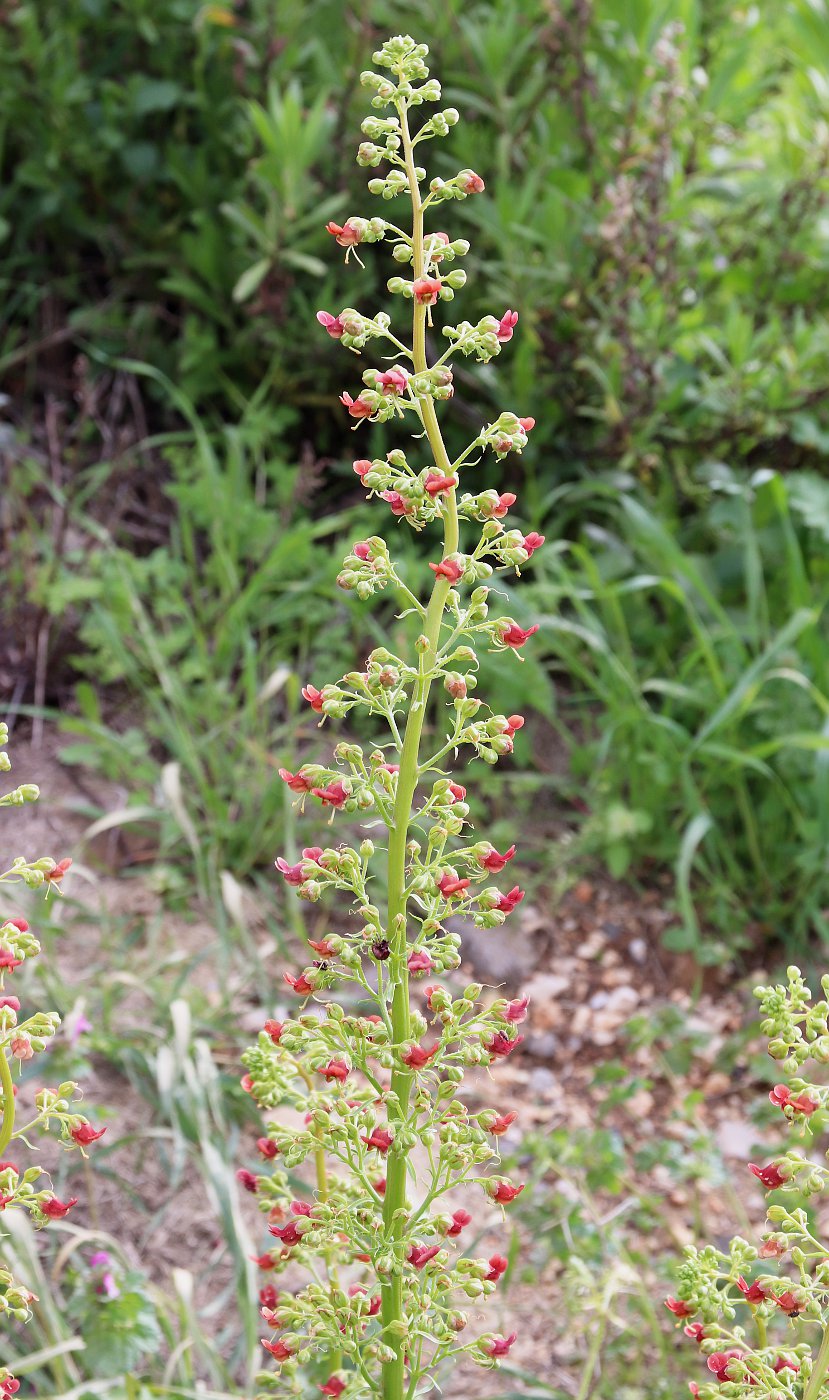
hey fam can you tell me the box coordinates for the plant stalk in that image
[0,1047,14,1155]
[380,96,459,1400]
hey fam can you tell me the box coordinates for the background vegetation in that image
[3,0,829,1394]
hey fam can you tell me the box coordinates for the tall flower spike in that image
[244,34,544,1400]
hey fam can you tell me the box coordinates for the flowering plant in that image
[668,965,829,1400]
[0,721,105,1399]
[240,34,542,1400]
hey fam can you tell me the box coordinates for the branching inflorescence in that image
[0,723,105,1400]
[668,966,829,1400]
[241,35,543,1400]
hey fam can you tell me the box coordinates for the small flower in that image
[496,310,518,342]
[504,715,524,738]
[449,782,467,801]
[770,1083,819,1115]
[684,1323,707,1342]
[257,1136,279,1159]
[774,1357,800,1374]
[237,1169,259,1194]
[381,490,415,517]
[487,1110,518,1136]
[748,1161,789,1191]
[437,872,471,898]
[773,1290,803,1316]
[498,621,540,649]
[263,1020,283,1043]
[317,310,345,338]
[40,1196,78,1219]
[279,767,312,793]
[407,950,433,974]
[408,1243,441,1269]
[487,1180,524,1204]
[430,557,463,583]
[459,170,485,194]
[504,996,529,1023]
[486,1031,524,1060]
[446,1208,472,1237]
[269,1220,304,1248]
[424,472,457,496]
[262,1338,294,1360]
[326,219,364,246]
[362,1128,394,1154]
[736,1276,768,1304]
[319,1381,346,1398]
[302,684,325,712]
[312,781,349,808]
[70,1123,106,1146]
[45,857,72,884]
[707,1351,743,1383]
[486,1254,509,1281]
[521,532,545,557]
[340,391,374,419]
[353,541,372,560]
[413,276,441,305]
[9,1037,32,1060]
[665,1297,695,1318]
[376,367,408,394]
[401,1042,438,1069]
[484,1333,516,1358]
[283,971,315,996]
[319,1059,350,1083]
[353,458,374,479]
[496,886,525,913]
[477,843,516,874]
[260,1284,279,1308]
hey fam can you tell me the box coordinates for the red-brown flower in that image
[499,622,539,649]
[484,1333,516,1357]
[40,1196,78,1219]
[437,872,470,898]
[70,1123,106,1147]
[318,1059,350,1083]
[486,1253,509,1281]
[478,844,516,874]
[317,310,344,338]
[430,558,463,583]
[413,277,441,305]
[748,1161,789,1191]
[496,310,518,342]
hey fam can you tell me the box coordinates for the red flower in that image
[430,558,463,583]
[45,858,72,884]
[459,171,485,194]
[279,767,311,793]
[485,1333,516,1358]
[424,472,457,496]
[0,953,22,972]
[407,950,433,975]
[402,1042,438,1069]
[504,715,524,738]
[381,490,414,517]
[707,1351,743,1383]
[257,1137,278,1159]
[283,971,315,996]
[496,310,518,342]
[0,997,20,1011]
[488,1111,518,1136]
[499,622,539,649]
[774,1357,799,1374]
[269,1220,304,1247]
[486,1254,509,1281]
[319,1060,350,1082]
[446,1208,472,1237]
[504,995,529,1023]
[40,1196,78,1219]
[437,872,470,898]
[253,1251,276,1270]
[319,1380,346,1398]
[312,781,349,808]
[774,1291,803,1316]
[665,1297,694,1318]
[522,532,545,557]
[259,1284,279,1308]
[486,1031,523,1060]
[353,458,373,479]
[376,368,408,394]
[70,1123,106,1146]
[488,491,516,518]
[237,1169,259,1194]
[302,683,324,712]
[737,1276,768,1305]
[684,1323,707,1342]
[240,1073,255,1094]
[326,219,363,246]
[353,541,372,560]
[275,857,306,886]
[1,1379,20,1398]
[518,417,535,432]
[2,919,27,932]
[496,886,525,914]
[478,844,516,874]
[316,310,344,338]
[448,782,467,801]
[408,1244,441,1269]
[263,1020,283,1043]
[362,1128,393,1154]
[748,1161,789,1191]
[413,277,441,305]
[340,391,373,419]
[262,1338,294,1360]
[373,1177,386,1196]
[488,1180,524,1204]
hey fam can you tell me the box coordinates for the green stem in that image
[0,1048,14,1155]
[380,95,459,1400]
[804,1323,829,1400]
